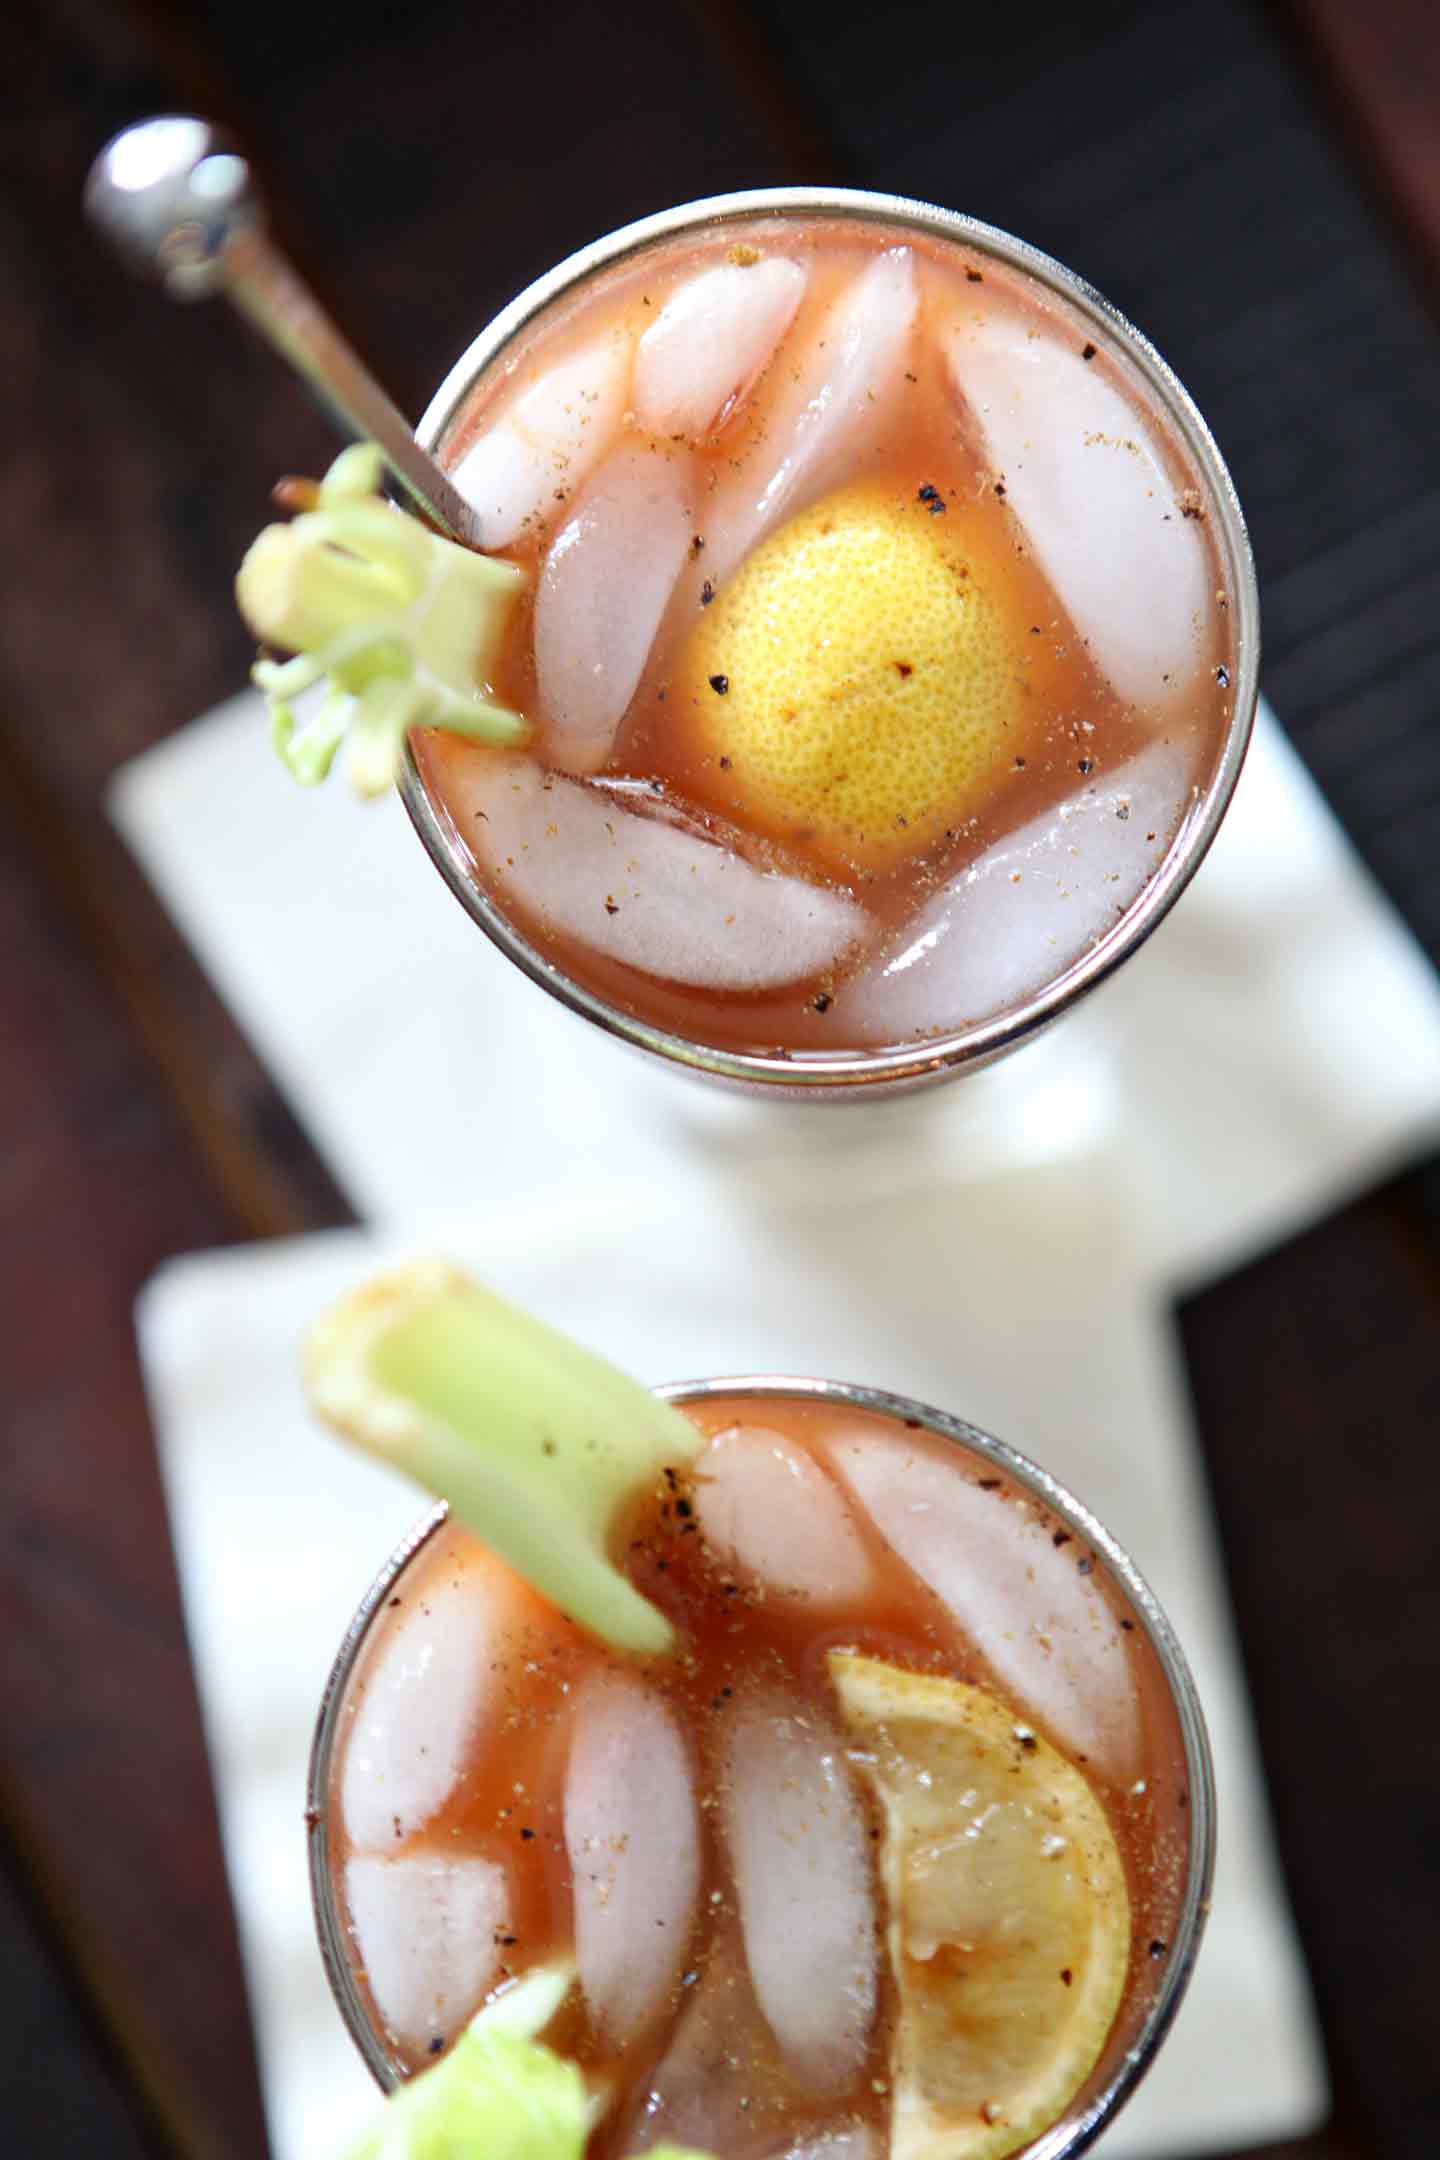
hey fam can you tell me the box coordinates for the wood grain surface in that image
[2,0,1436,2154]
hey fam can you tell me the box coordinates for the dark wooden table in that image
[3,0,1438,2153]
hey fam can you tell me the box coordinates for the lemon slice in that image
[829,1653,1130,2160]
[680,484,1064,874]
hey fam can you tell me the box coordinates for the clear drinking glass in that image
[308,1374,1215,2159]
[398,187,1258,1096]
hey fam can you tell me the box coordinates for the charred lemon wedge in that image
[829,1652,1130,2160]
[681,484,1061,874]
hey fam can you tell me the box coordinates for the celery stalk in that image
[339,1961,584,2160]
[237,445,529,796]
[337,1959,715,2160]
[305,1263,700,1655]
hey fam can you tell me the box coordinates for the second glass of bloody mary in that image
[308,1369,1214,2160]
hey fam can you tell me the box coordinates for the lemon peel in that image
[829,1652,1130,2160]
[681,484,1061,873]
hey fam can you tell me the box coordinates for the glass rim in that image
[306,1371,1216,2157]
[399,183,1260,1095]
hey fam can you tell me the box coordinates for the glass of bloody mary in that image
[392,187,1256,1095]
[308,1370,1214,2160]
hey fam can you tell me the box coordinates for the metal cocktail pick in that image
[84,114,482,548]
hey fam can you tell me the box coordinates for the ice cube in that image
[777,2130,876,2160]
[696,1425,872,1603]
[345,1851,507,2052]
[694,248,920,595]
[621,1929,790,2156]
[836,740,1191,1041]
[454,758,868,989]
[341,1562,501,1850]
[534,441,696,774]
[564,1670,701,2047]
[452,335,631,549]
[723,1692,877,2092]
[942,307,1211,711]
[634,257,808,441]
[828,1430,1141,1782]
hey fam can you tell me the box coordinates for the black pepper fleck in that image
[429,2037,445,2055]
[1081,342,1097,361]
[813,992,833,1013]
[708,674,729,696]
[1216,663,1231,688]
[700,579,715,606]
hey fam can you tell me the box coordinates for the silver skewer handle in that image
[84,115,483,547]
